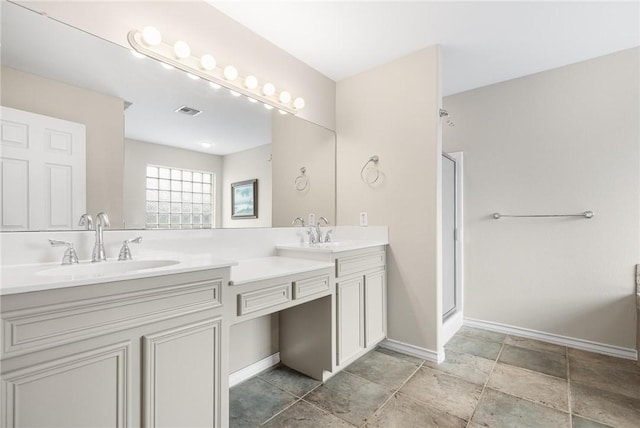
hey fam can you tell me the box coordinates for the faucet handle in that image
[292,217,305,227]
[118,236,142,261]
[324,229,333,243]
[49,239,79,265]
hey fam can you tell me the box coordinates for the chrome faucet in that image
[315,216,330,243]
[78,213,94,230]
[307,225,319,245]
[292,217,305,227]
[92,212,110,262]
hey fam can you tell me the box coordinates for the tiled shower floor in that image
[230,326,640,427]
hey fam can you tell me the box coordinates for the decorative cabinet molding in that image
[1,341,130,428]
[364,270,386,347]
[143,318,221,428]
[2,279,221,358]
[336,276,365,365]
[336,250,385,278]
[293,275,330,300]
[237,283,291,316]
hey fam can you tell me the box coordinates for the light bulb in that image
[279,91,292,104]
[209,82,221,90]
[293,97,305,110]
[141,26,162,46]
[229,90,242,97]
[263,82,275,96]
[264,104,274,110]
[244,75,258,90]
[131,50,146,59]
[173,41,191,59]
[200,54,216,71]
[224,65,238,81]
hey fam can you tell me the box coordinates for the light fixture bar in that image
[128,30,302,115]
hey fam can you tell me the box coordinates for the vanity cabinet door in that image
[142,318,221,428]
[1,342,130,428]
[365,270,386,347]
[336,276,364,366]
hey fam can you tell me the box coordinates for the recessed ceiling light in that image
[175,105,202,116]
[199,141,212,148]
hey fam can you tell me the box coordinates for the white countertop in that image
[275,240,388,253]
[0,251,237,296]
[229,256,334,285]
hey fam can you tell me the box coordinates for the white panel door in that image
[336,277,364,365]
[364,270,386,347]
[0,106,86,230]
[1,342,130,428]
[142,318,221,428]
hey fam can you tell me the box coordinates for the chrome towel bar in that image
[493,211,594,220]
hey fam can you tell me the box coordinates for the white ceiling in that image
[209,1,640,95]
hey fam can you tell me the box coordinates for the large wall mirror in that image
[0,1,336,231]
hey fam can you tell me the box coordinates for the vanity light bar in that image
[128,28,304,115]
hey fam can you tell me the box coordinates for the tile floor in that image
[230,326,640,427]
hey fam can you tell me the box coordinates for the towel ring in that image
[360,155,380,184]
[295,167,309,191]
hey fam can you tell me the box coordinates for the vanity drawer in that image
[293,275,330,300]
[2,279,221,357]
[238,284,291,316]
[336,250,386,278]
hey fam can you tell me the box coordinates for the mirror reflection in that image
[0,1,335,231]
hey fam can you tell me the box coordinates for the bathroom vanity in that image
[0,233,388,428]
[0,259,233,428]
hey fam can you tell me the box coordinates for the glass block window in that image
[145,165,214,229]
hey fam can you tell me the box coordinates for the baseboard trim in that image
[229,352,280,387]
[464,318,638,361]
[379,338,444,363]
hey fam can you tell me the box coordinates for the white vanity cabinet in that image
[335,247,387,366]
[0,268,229,428]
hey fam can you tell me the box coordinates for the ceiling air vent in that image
[175,105,202,117]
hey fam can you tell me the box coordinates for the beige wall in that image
[222,144,272,228]
[17,0,336,131]
[443,48,640,349]
[229,315,279,373]
[272,114,336,227]
[1,67,125,226]
[337,46,443,353]
[123,139,224,229]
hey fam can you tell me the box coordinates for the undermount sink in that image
[37,259,180,277]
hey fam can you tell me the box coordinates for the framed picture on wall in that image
[231,179,258,219]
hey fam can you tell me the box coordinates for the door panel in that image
[364,270,386,346]
[142,319,220,428]
[336,277,364,365]
[1,342,130,428]
[0,106,85,230]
